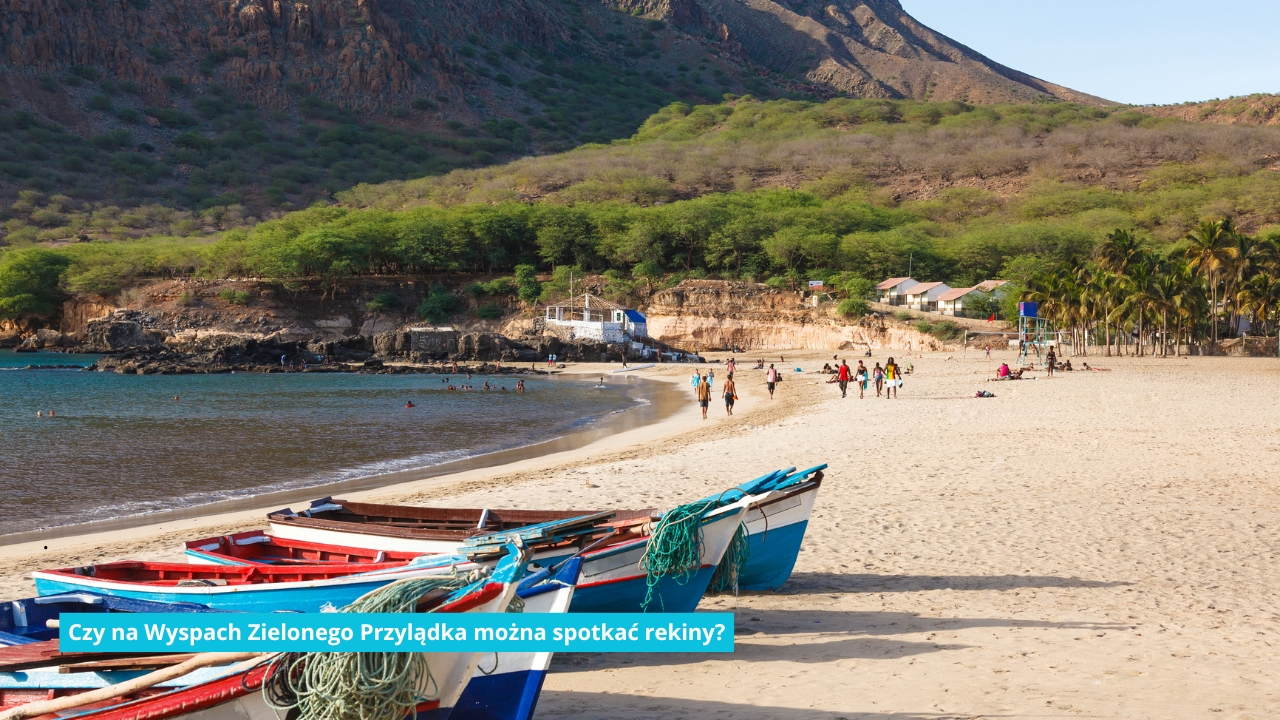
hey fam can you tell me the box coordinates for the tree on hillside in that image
[0,248,71,320]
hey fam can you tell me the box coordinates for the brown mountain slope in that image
[0,0,1107,127]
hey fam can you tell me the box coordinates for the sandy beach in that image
[5,352,1279,718]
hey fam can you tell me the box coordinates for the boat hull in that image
[571,505,746,613]
[739,483,819,591]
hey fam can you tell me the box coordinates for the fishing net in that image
[638,499,717,611]
[709,521,751,595]
[263,568,483,720]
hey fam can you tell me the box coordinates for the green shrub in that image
[514,264,541,303]
[411,98,436,111]
[367,291,401,313]
[837,297,868,317]
[217,288,252,305]
[147,46,173,64]
[86,95,113,112]
[162,75,185,90]
[894,310,914,322]
[416,286,456,323]
[475,302,502,319]
[116,108,142,123]
[176,290,195,306]
[0,247,70,319]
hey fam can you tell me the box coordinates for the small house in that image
[544,293,647,343]
[936,287,978,317]
[937,281,1007,317]
[902,282,950,312]
[875,277,920,306]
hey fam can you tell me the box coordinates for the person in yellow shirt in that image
[884,357,901,400]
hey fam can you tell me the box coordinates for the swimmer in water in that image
[174,396,179,401]
[516,379,525,393]
[48,410,55,417]
[37,410,42,418]
[405,401,415,408]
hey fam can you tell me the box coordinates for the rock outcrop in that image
[81,312,167,352]
[645,279,954,351]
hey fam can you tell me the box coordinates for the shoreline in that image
[0,361,746,591]
[0,367,690,546]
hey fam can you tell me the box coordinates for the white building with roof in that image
[937,281,1008,317]
[875,277,920,305]
[544,293,647,343]
[902,282,951,312]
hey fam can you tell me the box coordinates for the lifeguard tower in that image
[1017,301,1052,366]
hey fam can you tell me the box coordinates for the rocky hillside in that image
[1140,94,1280,127]
[0,0,1107,230]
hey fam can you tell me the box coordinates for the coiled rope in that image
[263,568,482,720]
[638,499,716,611]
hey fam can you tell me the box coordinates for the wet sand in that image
[4,352,1279,718]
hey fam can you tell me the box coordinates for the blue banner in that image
[59,613,734,653]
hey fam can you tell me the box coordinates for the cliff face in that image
[1,0,1104,125]
[609,0,1111,105]
[644,279,952,351]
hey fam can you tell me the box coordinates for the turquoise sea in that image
[0,350,640,536]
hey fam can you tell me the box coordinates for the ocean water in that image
[0,350,638,535]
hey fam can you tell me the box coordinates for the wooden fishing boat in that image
[266,503,616,555]
[184,531,426,566]
[31,553,483,612]
[268,498,747,614]
[1,544,531,720]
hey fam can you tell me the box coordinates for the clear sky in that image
[899,0,1280,106]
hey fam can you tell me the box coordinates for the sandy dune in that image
[4,351,1279,718]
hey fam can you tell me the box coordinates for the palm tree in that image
[1097,228,1143,275]
[1183,219,1239,345]
[1118,257,1158,356]
[1087,270,1120,356]
[1150,272,1182,356]
[1237,274,1280,352]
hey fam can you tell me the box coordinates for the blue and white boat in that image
[452,557,582,720]
[3,543,534,720]
[711,465,825,592]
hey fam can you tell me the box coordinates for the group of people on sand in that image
[990,346,1112,381]
[825,357,908,399]
[690,367,738,419]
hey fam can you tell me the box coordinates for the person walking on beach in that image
[766,363,778,399]
[1046,347,1057,377]
[855,360,868,399]
[723,372,737,416]
[696,372,712,419]
[837,359,851,398]
[706,369,714,391]
[884,357,901,399]
[690,371,701,393]
[984,343,991,359]
[873,362,884,396]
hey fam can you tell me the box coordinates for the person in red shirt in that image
[837,359,851,398]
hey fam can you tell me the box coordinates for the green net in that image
[263,569,483,720]
[638,499,717,611]
[709,521,751,595]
